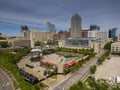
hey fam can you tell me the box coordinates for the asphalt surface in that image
[52,49,105,90]
[0,69,13,90]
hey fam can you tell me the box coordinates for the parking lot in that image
[95,56,120,80]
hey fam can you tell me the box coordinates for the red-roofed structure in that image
[41,61,47,65]
[64,64,70,67]
[47,62,57,66]
[41,61,57,67]
[69,61,77,65]
[64,61,77,67]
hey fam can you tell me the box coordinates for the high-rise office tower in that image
[21,25,28,32]
[70,13,82,38]
[90,24,100,31]
[21,30,30,40]
[21,25,30,39]
[47,22,56,33]
[108,28,117,40]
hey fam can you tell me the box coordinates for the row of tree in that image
[104,41,112,50]
[0,36,6,40]
[0,41,11,48]
[35,40,57,46]
[58,47,94,55]
[70,42,112,90]
[70,78,120,90]
[90,65,96,74]
[97,51,110,65]
[64,53,96,75]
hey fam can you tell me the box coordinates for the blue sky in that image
[0,0,120,36]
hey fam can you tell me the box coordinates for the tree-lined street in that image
[52,49,105,90]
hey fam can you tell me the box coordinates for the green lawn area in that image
[50,75,57,79]
[55,51,85,57]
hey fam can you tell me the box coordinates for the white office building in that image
[111,42,120,53]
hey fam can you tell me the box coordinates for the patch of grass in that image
[0,48,47,90]
[50,75,57,79]
[55,51,84,57]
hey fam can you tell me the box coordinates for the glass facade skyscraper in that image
[108,28,117,40]
[90,24,100,31]
[47,22,56,33]
[21,25,28,32]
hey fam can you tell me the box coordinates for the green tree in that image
[88,79,109,90]
[77,81,83,88]
[70,84,80,90]
[70,78,120,90]
[104,42,112,50]
[0,41,10,48]
[0,37,6,40]
[35,41,42,46]
[90,65,96,74]
[47,40,56,46]
[97,57,103,65]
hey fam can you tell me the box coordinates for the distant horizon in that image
[0,25,119,37]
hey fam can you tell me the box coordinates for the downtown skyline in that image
[0,0,120,36]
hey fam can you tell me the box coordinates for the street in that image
[52,49,105,90]
[0,69,13,90]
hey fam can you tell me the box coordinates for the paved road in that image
[52,49,105,90]
[0,69,13,90]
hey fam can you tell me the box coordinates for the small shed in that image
[30,49,42,60]
[116,76,120,83]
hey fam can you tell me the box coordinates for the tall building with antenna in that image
[47,22,56,33]
[70,13,82,38]
[21,25,28,32]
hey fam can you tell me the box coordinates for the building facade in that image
[21,25,28,32]
[8,37,30,47]
[59,38,100,49]
[90,24,100,31]
[21,30,54,48]
[21,30,30,40]
[97,31,108,40]
[87,31,107,40]
[88,31,98,38]
[53,31,70,40]
[30,30,53,42]
[64,38,91,48]
[108,28,117,40]
[82,29,89,38]
[117,34,120,41]
[47,22,56,33]
[111,42,120,53]
[70,13,82,38]
[58,38,107,53]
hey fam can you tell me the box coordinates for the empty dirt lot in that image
[95,56,120,80]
